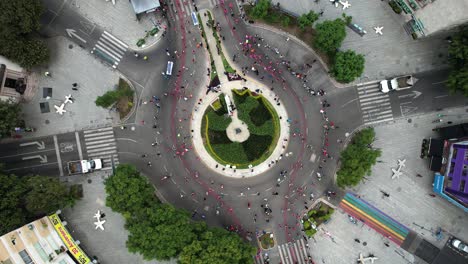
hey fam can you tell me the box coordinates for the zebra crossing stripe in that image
[83,127,113,134]
[103,31,128,48]
[293,243,301,263]
[359,96,389,103]
[86,145,117,152]
[299,239,308,258]
[84,138,116,145]
[361,102,390,110]
[278,245,287,264]
[84,130,114,138]
[95,44,121,62]
[97,40,124,57]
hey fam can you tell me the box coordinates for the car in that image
[452,239,468,253]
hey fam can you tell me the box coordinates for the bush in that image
[305,229,317,237]
[251,0,271,19]
[281,16,291,27]
[95,79,134,108]
[303,220,311,230]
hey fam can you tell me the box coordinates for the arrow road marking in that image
[22,155,48,163]
[19,141,45,150]
[398,90,422,99]
[66,28,87,43]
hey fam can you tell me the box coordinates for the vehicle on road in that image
[67,159,103,175]
[380,75,414,93]
[452,238,468,253]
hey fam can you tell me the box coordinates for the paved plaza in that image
[70,0,165,50]
[271,0,449,81]
[308,107,468,264]
[21,37,120,138]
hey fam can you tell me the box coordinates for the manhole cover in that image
[69,44,73,49]
[87,179,92,184]
[45,119,50,124]
[407,118,412,123]
[363,242,367,246]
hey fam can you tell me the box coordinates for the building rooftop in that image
[0,214,92,264]
[130,0,161,15]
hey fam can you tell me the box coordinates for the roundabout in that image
[192,79,290,177]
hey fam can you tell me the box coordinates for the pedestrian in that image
[44,71,51,77]
[147,161,152,166]
[354,238,361,243]
[72,83,78,90]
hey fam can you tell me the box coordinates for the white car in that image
[452,239,468,253]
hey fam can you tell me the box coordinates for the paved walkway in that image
[71,0,166,50]
[191,9,291,178]
[269,0,449,81]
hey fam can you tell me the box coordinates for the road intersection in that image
[1,0,467,263]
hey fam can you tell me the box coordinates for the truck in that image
[67,159,103,175]
[380,75,414,93]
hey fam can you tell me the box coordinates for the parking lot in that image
[309,107,468,264]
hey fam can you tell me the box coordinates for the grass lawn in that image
[201,89,280,168]
[244,5,331,67]
[116,78,134,119]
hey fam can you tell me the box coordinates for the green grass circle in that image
[201,89,280,169]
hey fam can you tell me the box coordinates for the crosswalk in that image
[356,82,394,125]
[91,31,128,68]
[277,239,310,264]
[82,127,119,170]
[168,1,195,21]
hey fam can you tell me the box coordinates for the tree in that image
[281,16,291,27]
[95,80,134,108]
[0,0,49,69]
[314,19,346,55]
[336,128,381,187]
[251,0,271,19]
[297,11,319,30]
[446,27,468,96]
[331,50,365,83]
[179,227,256,264]
[25,176,75,216]
[0,0,43,36]
[104,164,158,215]
[1,38,50,69]
[0,173,28,235]
[0,100,22,138]
[0,172,76,235]
[126,204,206,260]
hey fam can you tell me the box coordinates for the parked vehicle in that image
[67,159,103,175]
[452,238,468,253]
[380,75,414,93]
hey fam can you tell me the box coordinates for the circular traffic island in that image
[201,89,280,169]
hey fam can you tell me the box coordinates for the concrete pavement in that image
[21,37,120,138]
[270,0,449,81]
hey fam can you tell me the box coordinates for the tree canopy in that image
[0,100,21,138]
[336,128,381,187]
[104,164,157,216]
[331,50,365,83]
[0,0,49,68]
[251,0,271,19]
[297,11,319,30]
[314,18,347,55]
[105,164,255,263]
[179,227,256,264]
[447,27,468,96]
[0,172,76,235]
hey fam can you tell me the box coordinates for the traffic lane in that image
[1,149,59,176]
[0,136,55,155]
[389,72,467,118]
[57,132,83,164]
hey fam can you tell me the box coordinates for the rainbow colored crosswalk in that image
[340,193,410,246]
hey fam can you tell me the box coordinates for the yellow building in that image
[0,214,92,264]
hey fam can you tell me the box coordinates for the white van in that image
[166,61,174,76]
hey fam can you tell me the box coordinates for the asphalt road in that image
[0,132,80,176]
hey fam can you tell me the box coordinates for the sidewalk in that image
[21,37,120,138]
[71,0,166,50]
[191,10,292,178]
